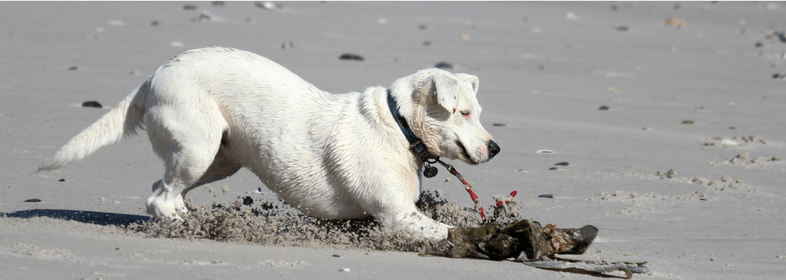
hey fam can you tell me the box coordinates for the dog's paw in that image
[146,196,186,223]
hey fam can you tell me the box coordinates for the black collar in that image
[386,90,434,162]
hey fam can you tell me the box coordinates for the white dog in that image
[39,47,500,240]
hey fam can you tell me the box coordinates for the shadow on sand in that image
[3,209,149,226]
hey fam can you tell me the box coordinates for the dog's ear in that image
[392,69,469,113]
[432,74,460,113]
[455,73,479,94]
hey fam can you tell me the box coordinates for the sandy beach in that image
[2,1,785,279]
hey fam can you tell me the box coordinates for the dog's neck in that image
[386,90,435,163]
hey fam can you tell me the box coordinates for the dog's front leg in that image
[378,206,451,240]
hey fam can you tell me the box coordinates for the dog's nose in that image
[487,140,500,159]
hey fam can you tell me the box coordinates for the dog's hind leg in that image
[183,143,242,197]
[144,101,228,222]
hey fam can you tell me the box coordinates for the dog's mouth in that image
[456,140,478,165]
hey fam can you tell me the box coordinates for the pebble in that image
[434,62,453,69]
[183,5,197,10]
[68,66,78,71]
[106,20,126,26]
[614,25,629,32]
[248,187,263,194]
[332,254,341,257]
[24,198,41,203]
[195,11,214,22]
[681,120,695,124]
[773,31,786,43]
[536,149,555,154]
[772,73,786,79]
[281,41,294,49]
[58,178,65,182]
[554,162,570,166]
[82,101,102,108]
[538,194,554,199]
[598,105,610,110]
[665,17,686,27]
[492,123,506,127]
[256,1,280,10]
[339,53,364,61]
[243,196,254,205]
[657,169,678,179]
[339,268,350,272]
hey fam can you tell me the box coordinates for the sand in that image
[2,1,785,279]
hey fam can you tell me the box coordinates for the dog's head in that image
[390,68,499,165]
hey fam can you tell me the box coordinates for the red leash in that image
[434,159,517,222]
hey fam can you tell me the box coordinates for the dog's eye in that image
[460,111,471,120]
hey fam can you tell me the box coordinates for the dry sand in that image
[2,1,786,279]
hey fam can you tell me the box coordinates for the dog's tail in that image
[38,81,149,172]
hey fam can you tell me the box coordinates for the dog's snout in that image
[487,140,500,159]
